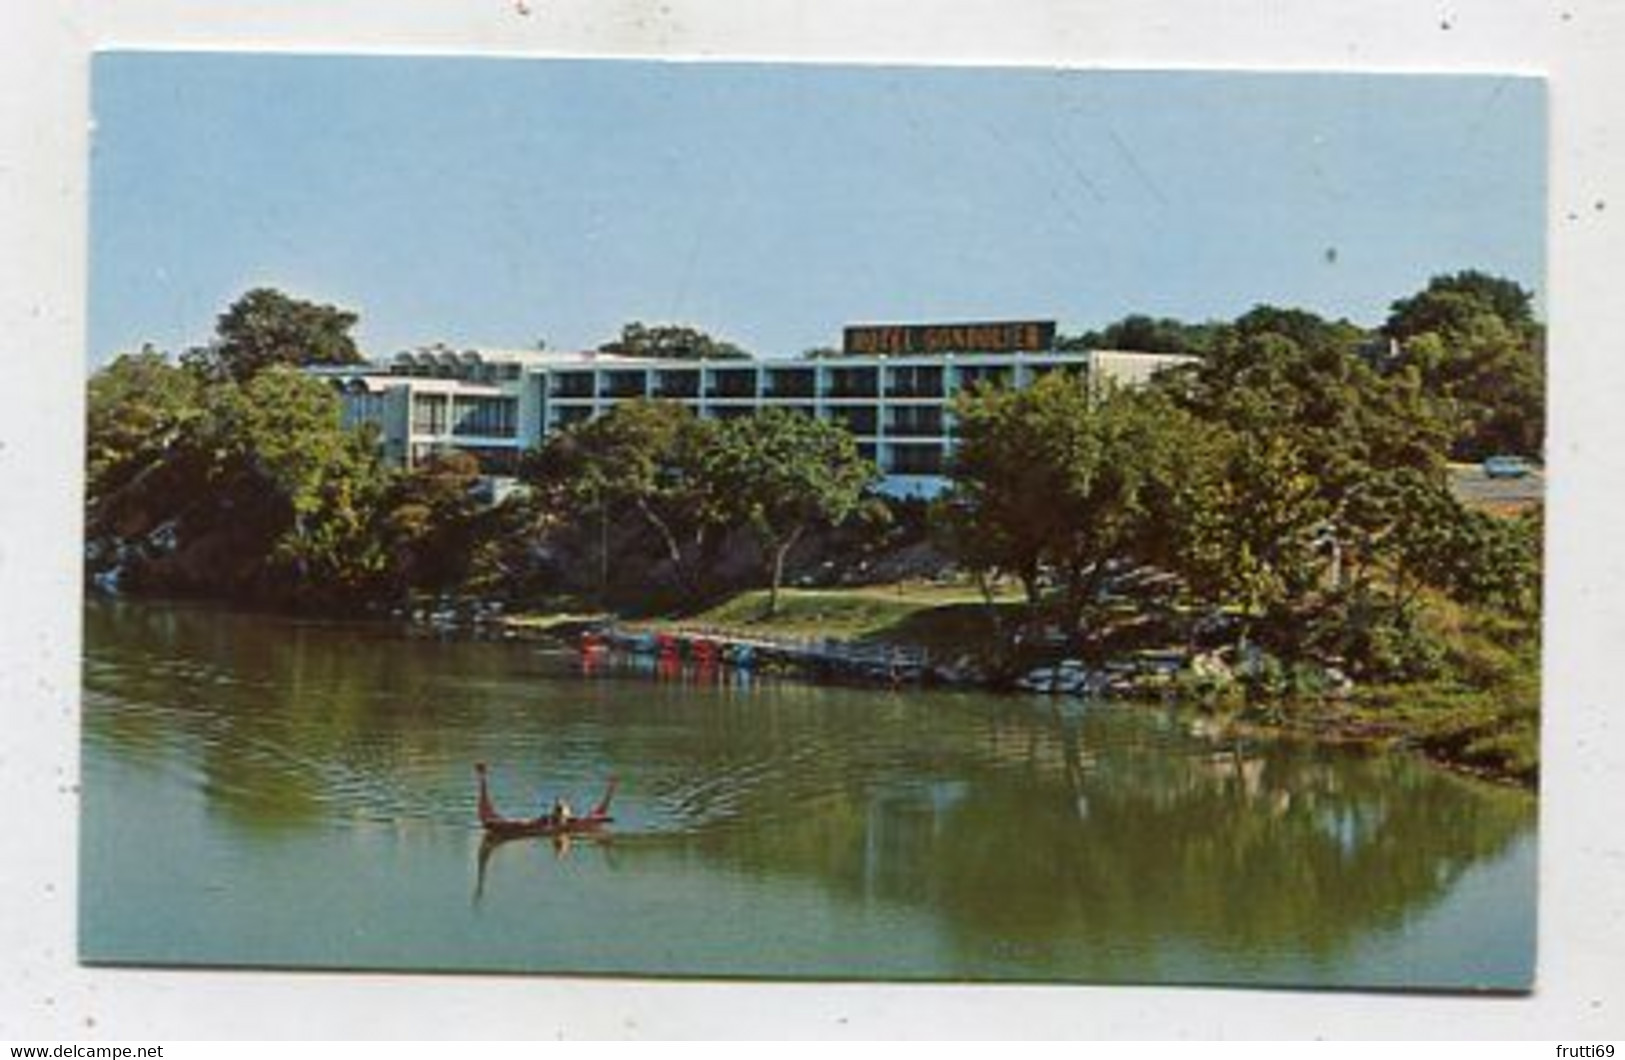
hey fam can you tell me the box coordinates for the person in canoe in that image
[547,795,575,827]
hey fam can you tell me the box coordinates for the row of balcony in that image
[410,419,520,439]
[545,403,948,436]
[546,363,1085,401]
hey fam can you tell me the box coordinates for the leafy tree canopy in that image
[522,400,725,601]
[1384,270,1537,341]
[1162,317,1451,498]
[701,409,878,614]
[1382,271,1544,459]
[86,358,394,608]
[598,321,751,361]
[183,287,364,383]
[87,347,206,511]
[1059,314,1221,356]
[944,374,1212,648]
[383,450,485,595]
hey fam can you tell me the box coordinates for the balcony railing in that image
[763,371,817,399]
[886,415,945,438]
[452,419,517,438]
[885,369,944,398]
[706,372,759,399]
[550,374,595,399]
[653,373,701,399]
[600,374,649,399]
[828,408,879,435]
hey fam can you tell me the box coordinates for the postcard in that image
[82,53,1543,990]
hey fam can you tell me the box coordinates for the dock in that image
[589,624,934,687]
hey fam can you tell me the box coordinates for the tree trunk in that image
[597,495,610,608]
[974,568,1005,641]
[764,526,805,618]
[635,497,694,601]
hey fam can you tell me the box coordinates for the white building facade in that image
[315,321,1196,498]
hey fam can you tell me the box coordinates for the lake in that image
[79,599,1536,988]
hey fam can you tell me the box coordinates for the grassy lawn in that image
[649,582,1025,654]
[501,610,612,632]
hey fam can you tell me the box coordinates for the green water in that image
[79,599,1536,988]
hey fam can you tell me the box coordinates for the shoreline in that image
[86,589,1539,791]
[499,607,1541,792]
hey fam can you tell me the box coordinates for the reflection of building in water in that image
[860,780,968,901]
[311,322,1194,497]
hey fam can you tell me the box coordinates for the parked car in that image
[1483,455,1535,479]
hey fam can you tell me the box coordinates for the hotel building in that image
[315,321,1195,498]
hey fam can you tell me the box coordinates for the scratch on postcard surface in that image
[1107,128,1168,207]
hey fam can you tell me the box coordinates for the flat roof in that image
[331,346,1195,374]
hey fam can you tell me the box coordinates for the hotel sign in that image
[842,320,1056,357]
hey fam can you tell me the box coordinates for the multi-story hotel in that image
[315,321,1195,498]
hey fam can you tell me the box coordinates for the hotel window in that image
[826,366,878,398]
[887,407,944,438]
[827,405,878,435]
[551,372,595,399]
[601,370,648,399]
[554,405,594,427]
[654,370,700,399]
[411,394,449,435]
[765,367,816,399]
[708,368,758,399]
[886,365,944,398]
[452,397,518,438]
[952,365,1013,393]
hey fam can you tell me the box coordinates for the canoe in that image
[475,763,617,839]
[479,811,614,840]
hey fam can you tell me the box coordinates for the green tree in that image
[184,287,364,383]
[522,400,724,601]
[598,321,751,361]
[1385,270,1536,342]
[91,362,394,607]
[86,348,206,542]
[192,367,396,604]
[701,409,878,615]
[1382,271,1545,459]
[1228,304,1369,356]
[1059,314,1220,356]
[1170,429,1330,638]
[383,450,485,595]
[944,374,1207,654]
[939,377,1073,609]
[1159,318,1453,596]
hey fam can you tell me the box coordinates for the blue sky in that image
[88,54,1544,366]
